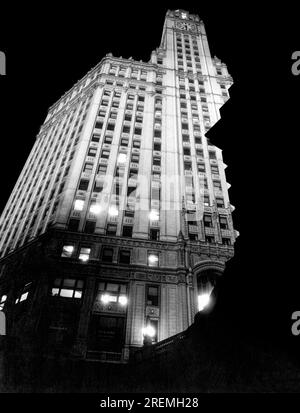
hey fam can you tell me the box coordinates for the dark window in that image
[84,163,93,173]
[93,181,104,193]
[95,121,103,129]
[98,165,107,175]
[107,123,115,131]
[197,163,205,173]
[122,226,133,238]
[189,233,198,241]
[184,162,192,171]
[209,151,216,159]
[150,228,160,241]
[146,285,159,306]
[213,180,222,190]
[91,134,100,142]
[88,315,125,352]
[106,224,117,236]
[222,238,231,246]
[78,179,89,191]
[119,250,131,264]
[122,125,130,133]
[203,214,213,228]
[84,220,96,234]
[205,235,215,243]
[216,197,225,208]
[102,247,114,262]
[211,165,219,174]
[219,216,228,230]
[127,186,136,197]
[153,157,161,166]
[68,219,80,232]
[88,148,97,157]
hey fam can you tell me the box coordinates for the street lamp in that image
[142,324,156,346]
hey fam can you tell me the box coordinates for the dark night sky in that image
[0,3,299,358]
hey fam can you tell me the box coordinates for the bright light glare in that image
[148,254,158,264]
[79,253,89,262]
[108,206,119,216]
[90,204,101,214]
[74,199,84,211]
[63,245,74,254]
[198,293,210,311]
[118,296,128,306]
[142,325,156,338]
[117,153,127,164]
[100,294,111,304]
[149,210,159,221]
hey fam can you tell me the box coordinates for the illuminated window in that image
[90,202,101,214]
[15,282,32,304]
[61,245,74,258]
[51,278,84,299]
[79,247,91,262]
[97,281,127,306]
[149,210,159,221]
[148,252,159,267]
[74,199,84,211]
[108,205,119,216]
[0,294,7,310]
[117,153,127,164]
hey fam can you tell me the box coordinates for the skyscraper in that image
[0,9,237,363]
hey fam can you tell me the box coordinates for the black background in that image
[0,1,299,364]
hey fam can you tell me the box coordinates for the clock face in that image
[175,21,196,32]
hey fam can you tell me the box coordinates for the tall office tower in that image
[0,10,237,363]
